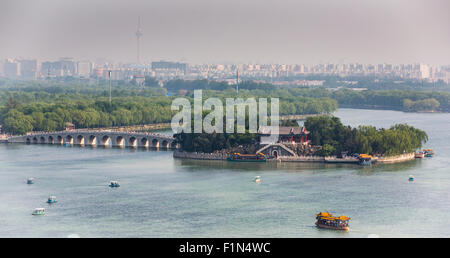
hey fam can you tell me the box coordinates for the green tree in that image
[3,110,34,135]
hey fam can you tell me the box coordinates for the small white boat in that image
[32,208,45,216]
[47,196,57,204]
[109,181,120,187]
[253,176,261,183]
[26,178,34,184]
[409,175,414,181]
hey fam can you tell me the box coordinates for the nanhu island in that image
[174,115,429,165]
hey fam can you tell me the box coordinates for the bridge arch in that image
[56,135,63,145]
[101,135,111,147]
[26,138,31,144]
[32,137,38,144]
[66,135,74,145]
[48,136,54,144]
[161,140,169,149]
[170,141,177,149]
[152,139,159,148]
[88,135,97,146]
[76,135,85,145]
[39,136,46,144]
[140,137,149,148]
[128,137,137,148]
[115,136,124,147]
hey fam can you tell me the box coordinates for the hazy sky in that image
[0,0,448,64]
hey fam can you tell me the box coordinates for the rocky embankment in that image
[173,150,417,165]
[375,153,415,164]
[173,150,228,160]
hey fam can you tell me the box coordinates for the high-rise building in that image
[3,58,20,78]
[151,61,188,74]
[420,64,430,79]
[77,61,92,78]
[19,59,38,79]
[41,58,77,78]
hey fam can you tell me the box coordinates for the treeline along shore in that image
[0,78,447,136]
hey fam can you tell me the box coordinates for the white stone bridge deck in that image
[7,130,178,149]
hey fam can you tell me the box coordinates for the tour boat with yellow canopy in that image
[315,212,350,231]
[358,154,372,165]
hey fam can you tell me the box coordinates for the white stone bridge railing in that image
[7,130,178,149]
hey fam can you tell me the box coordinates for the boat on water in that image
[423,149,434,157]
[26,178,34,184]
[315,212,350,231]
[227,152,266,162]
[253,176,261,183]
[409,175,415,181]
[358,154,372,166]
[32,208,45,216]
[109,181,120,187]
[415,152,425,158]
[47,196,57,204]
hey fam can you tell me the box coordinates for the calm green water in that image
[0,108,449,238]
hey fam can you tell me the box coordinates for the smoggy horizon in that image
[0,0,449,65]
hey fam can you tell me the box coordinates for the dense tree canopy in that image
[305,116,428,156]
[0,80,337,134]
[0,78,446,136]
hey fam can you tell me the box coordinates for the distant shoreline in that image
[338,104,445,113]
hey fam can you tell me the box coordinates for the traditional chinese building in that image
[257,126,309,145]
[65,122,75,131]
[256,126,310,158]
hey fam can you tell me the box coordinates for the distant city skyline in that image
[0,0,449,65]
[2,57,448,84]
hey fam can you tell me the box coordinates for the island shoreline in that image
[173,150,416,165]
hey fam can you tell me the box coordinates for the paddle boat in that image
[409,175,415,181]
[47,196,57,204]
[423,149,434,157]
[32,208,45,216]
[26,177,34,184]
[109,181,120,187]
[253,176,261,183]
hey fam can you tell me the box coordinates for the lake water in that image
[0,108,449,238]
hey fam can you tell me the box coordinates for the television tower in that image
[135,16,143,64]
[236,70,239,94]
